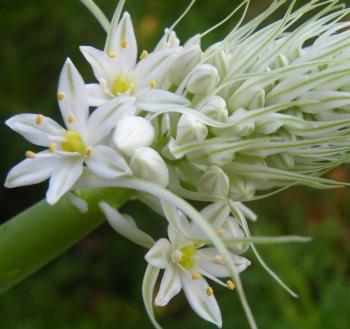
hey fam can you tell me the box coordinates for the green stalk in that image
[0,187,131,294]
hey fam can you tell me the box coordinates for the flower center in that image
[61,131,86,154]
[177,245,197,269]
[112,74,134,95]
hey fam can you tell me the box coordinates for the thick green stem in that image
[0,187,131,294]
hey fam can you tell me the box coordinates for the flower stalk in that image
[0,187,131,294]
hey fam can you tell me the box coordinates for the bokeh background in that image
[1,0,350,328]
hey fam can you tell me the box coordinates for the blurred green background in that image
[0,1,350,328]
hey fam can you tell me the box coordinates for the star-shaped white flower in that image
[80,11,188,112]
[5,58,132,204]
[145,211,250,327]
[100,200,251,328]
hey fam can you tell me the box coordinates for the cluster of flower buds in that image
[4,0,350,328]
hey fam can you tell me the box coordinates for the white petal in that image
[85,145,131,179]
[86,83,112,107]
[155,265,182,306]
[145,238,171,269]
[46,155,84,204]
[5,114,66,147]
[5,152,58,188]
[80,47,120,86]
[133,48,176,88]
[99,202,155,248]
[162,202,189,242]
[181,271,222,328]
[136,89,190,113]
[200,202,230,227]
[66,192,88,214]
[197,248,251,278]
[142,265,162,329]
[58,58,89,132]
[105,12,137,71]
[86,96,136,145]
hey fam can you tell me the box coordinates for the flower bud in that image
[130,147,169,187]
[113,116,155,157]
[214,50,230,78]
[213,108,255,137]
[198,166,229,197]
[198,96,228,122]
[229,177,256,201]
[222,218,249,254]
[186,64,220,94]
[169,45,202,86]
[176,114,208,144]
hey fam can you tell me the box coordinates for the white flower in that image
[145,215,250,327]
[5,58,132,204]
[80,11,188,111]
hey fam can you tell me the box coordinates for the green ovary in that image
[179,245,196,269]
[61,131,85,154]
[112,74,134,95]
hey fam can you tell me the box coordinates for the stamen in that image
[67,114,75,124]
[120,39,128,48]
[49,143,57,153]
[35,114,44,125]
[108,50,117,58]
[57,92,65,101]
[192,273,201,280]
[214,255,225,265]
[25,151,36,159]
[149,80,157,88]
[140,50,149,60]
[226,280,235,290]
[85,147,93,157]
[173,249,183,262]
[206,287,214,296]
[216,227,225,237]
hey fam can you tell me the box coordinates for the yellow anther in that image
[108,50,117,58]
[49,143,57,153]
[140,50,149,60]
[193,241,205,249]
[149,79,157,88]
[85,147,93,157]
[206,287,214,296]
[192,273,201,281]
[216,227,225,237]
[67,114,75,124]
[214,255,225,265]
[35,114,44,125]
[25,151,36,159]
[226,280,235,291]
[120,39,128,48]
[57,92,65,101]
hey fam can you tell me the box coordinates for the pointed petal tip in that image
[122,11,130,18]
[154,297,167,307]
